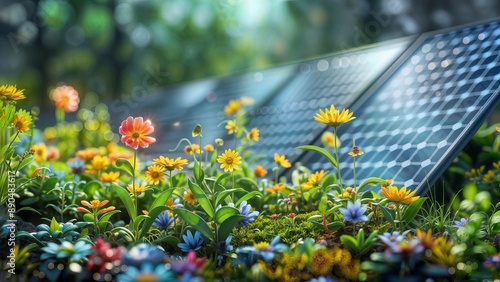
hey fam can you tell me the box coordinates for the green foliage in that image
[340,229,378,257]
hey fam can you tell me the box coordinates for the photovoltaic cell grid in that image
[246,40,410,167]
[300,20,500,195]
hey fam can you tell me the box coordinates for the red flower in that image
[119,117,156,150]
[86,238,121,273]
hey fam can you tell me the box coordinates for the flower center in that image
[152,172,159,178]
[132,132,140,139]
[390,236,396,242]
[351,211,357,217]
[226,157,233,164]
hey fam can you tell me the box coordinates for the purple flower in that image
[338,199,368,223]
[178,230,204,253]
[215,235,233,253]
[484,254,500,269]
[121,243,167,267]
[153,211,174,230]
[378,231,407,247]
[171,251,206,281]
[308,276,338,282]
[238,201,259,226]
[452,218,468,228]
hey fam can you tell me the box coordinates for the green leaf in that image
[188,180,214,218]
[152,235,180,246]
[133,215,149,232]
[215,172,231,188]
[46,204,62,214]
[41,177,59,191]
[193,161,205,184]
[97,210,120,231]
[215,188,246,207]
[112,184,136,221]
[402,198,426,222]
[150,188,175,210]
[83,181,103,196]
[463,182,477,201]
[138,206,169,239]
[214,206,240,225]
[235,191,262,207]
[378,204,395,229]
[356,177,385,193]
[16,155,35,171]
[174,208,214,241]
[20,197,40,206]
[340,235,360,253]
[16,231,45,246]
[83,213,94,223]
[318,196,328,213]
[111,226,135,242]
[172,173,185,188]
[16,206,42,215]
[116,158,134,176]
[296,145,338,168]
[217,214,246,242]
[50,217,61,233]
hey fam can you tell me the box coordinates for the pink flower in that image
[50,85,80,112]
[119,116,156,150]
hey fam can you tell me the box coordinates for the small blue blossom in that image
[178,230,204,253]
[41,240,92,262]
[214,235,233,253]
[233,235,289,267]
[308,276,338,282]
[121,243,167,267]
[153,211,174,230]
[452,218,468,228]
[238,201,259,226]
[67,158,85,174]
[338,199,368,223]
[378,231,407,247]
[116,262,174,282]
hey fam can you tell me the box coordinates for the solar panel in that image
[297,20,500,195]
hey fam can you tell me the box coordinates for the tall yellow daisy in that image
[274,153,291,168]
[86,155,110,174]
[145,165,165,185]
[0,84,25,103]
[11,109,32,133]
[314,104,355,127]
[302,170,325,190]
[381,185,420,205]
[225,120,238,135]
[152,156,188,171]
[127,183,149,196]
[246,128,259,142]
[217,149,242,172]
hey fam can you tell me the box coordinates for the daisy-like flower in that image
[99,171,120,183]
[274,153,291,168]
[145,165,165,185]
[254,165,268,177]
[152,156,188,171]
[76,148,100,161]
[77,199,115,215]
[184,144,201,155]
[86,155,110,174]
[452,218,468,228]
[224,99,242,116]
[416,228,435,249]
[31,143,48,163]
[338,199,368,223]
[215,138,224,147]
[246,128,259,142]
[50,85,80,112]
[238,201,259,226]
[217,149,242,172]
[178,230,204,253]
[348,145,364,157]
[127,183,149,196]
[302,170,325,190]
[378,231,406,248]
[381,185,420,205]
[119,116,156,150]
[117,262,175,282]
[314,104,355,127]
[153,211,174,230]
[429,236,455,267]
[321,131,341,148]
[204,144,214,152]
[0,84,25,103]
[225,120,238,135]
[11,109,32,133]
[266,184,286,193]
[183,190,197,205]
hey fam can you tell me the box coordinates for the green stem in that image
[396,203,403,232]
[169,170,173,189]
[353,156,357,192]
[133,150,137,219]
[333,127,343,187]
[275,167,279,184]
[231,171,235,189]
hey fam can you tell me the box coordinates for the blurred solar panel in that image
[298,20,500,195]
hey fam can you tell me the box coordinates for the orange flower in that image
[109,151,133,163]
[266,184,286,193]
[274,153,291,168]
[76,148,100,161]
[224,99,242,116]
[381,185,420,205]
[100,171,120,183]
[86,156,110,174]
[254,165,268,177]
[204,144,215,152]
[50,85,80,112]
[183,190,197,205]
[119,116,156,150]
[184,144,201,155]
[302,170,325,190]
[77,199,115,215]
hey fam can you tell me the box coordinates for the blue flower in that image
[338,199,368,223]
[378,231,407,247]
[452,218,468,228]
[153,211,174,230]
[233,236,289,267]
[484,254,500,269]
[41,240,92,262]
[67,158,85,174]
[215,235,233,253]
[121,243,167,267]
[178,230,204,253]
[308,276,338,282]
[238,201,259,226]
[116,262,174,282]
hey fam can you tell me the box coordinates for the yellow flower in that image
[145,165,165,185]
[204,144,214,152]
[224,99,242,116]
[310,248,334,276]
[254,165,268,177]
[100,171,120,183]
[153,156,188,171]
[430,236,456,267]
[348,145,364,157]
[246,128,259,141]
[266,184,286,193]
[86,156,110,174]
[0,84,25,103]
[274,153,291,168]
[76,148,100,161]
[497,127,500,132]
[302,170,325,190]
[127,183,149,195]
[77,199,115,215]
[314,104,355,127]
[321,131,341,148]
[217,149,242,172]
[340,258,361,281]
[184,144,201,155]
[183,190,197,205]
[11,109,32,133]
[483,170,495,182]
[381,185,420,205]
[225,120,238,135]
[416,228,434,249]
[31,143,48,163]
[258,260,283,281]
[465,166,485,179]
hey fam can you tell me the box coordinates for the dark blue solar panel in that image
[298,20,500,195]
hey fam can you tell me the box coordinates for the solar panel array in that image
[136,19,500,195]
